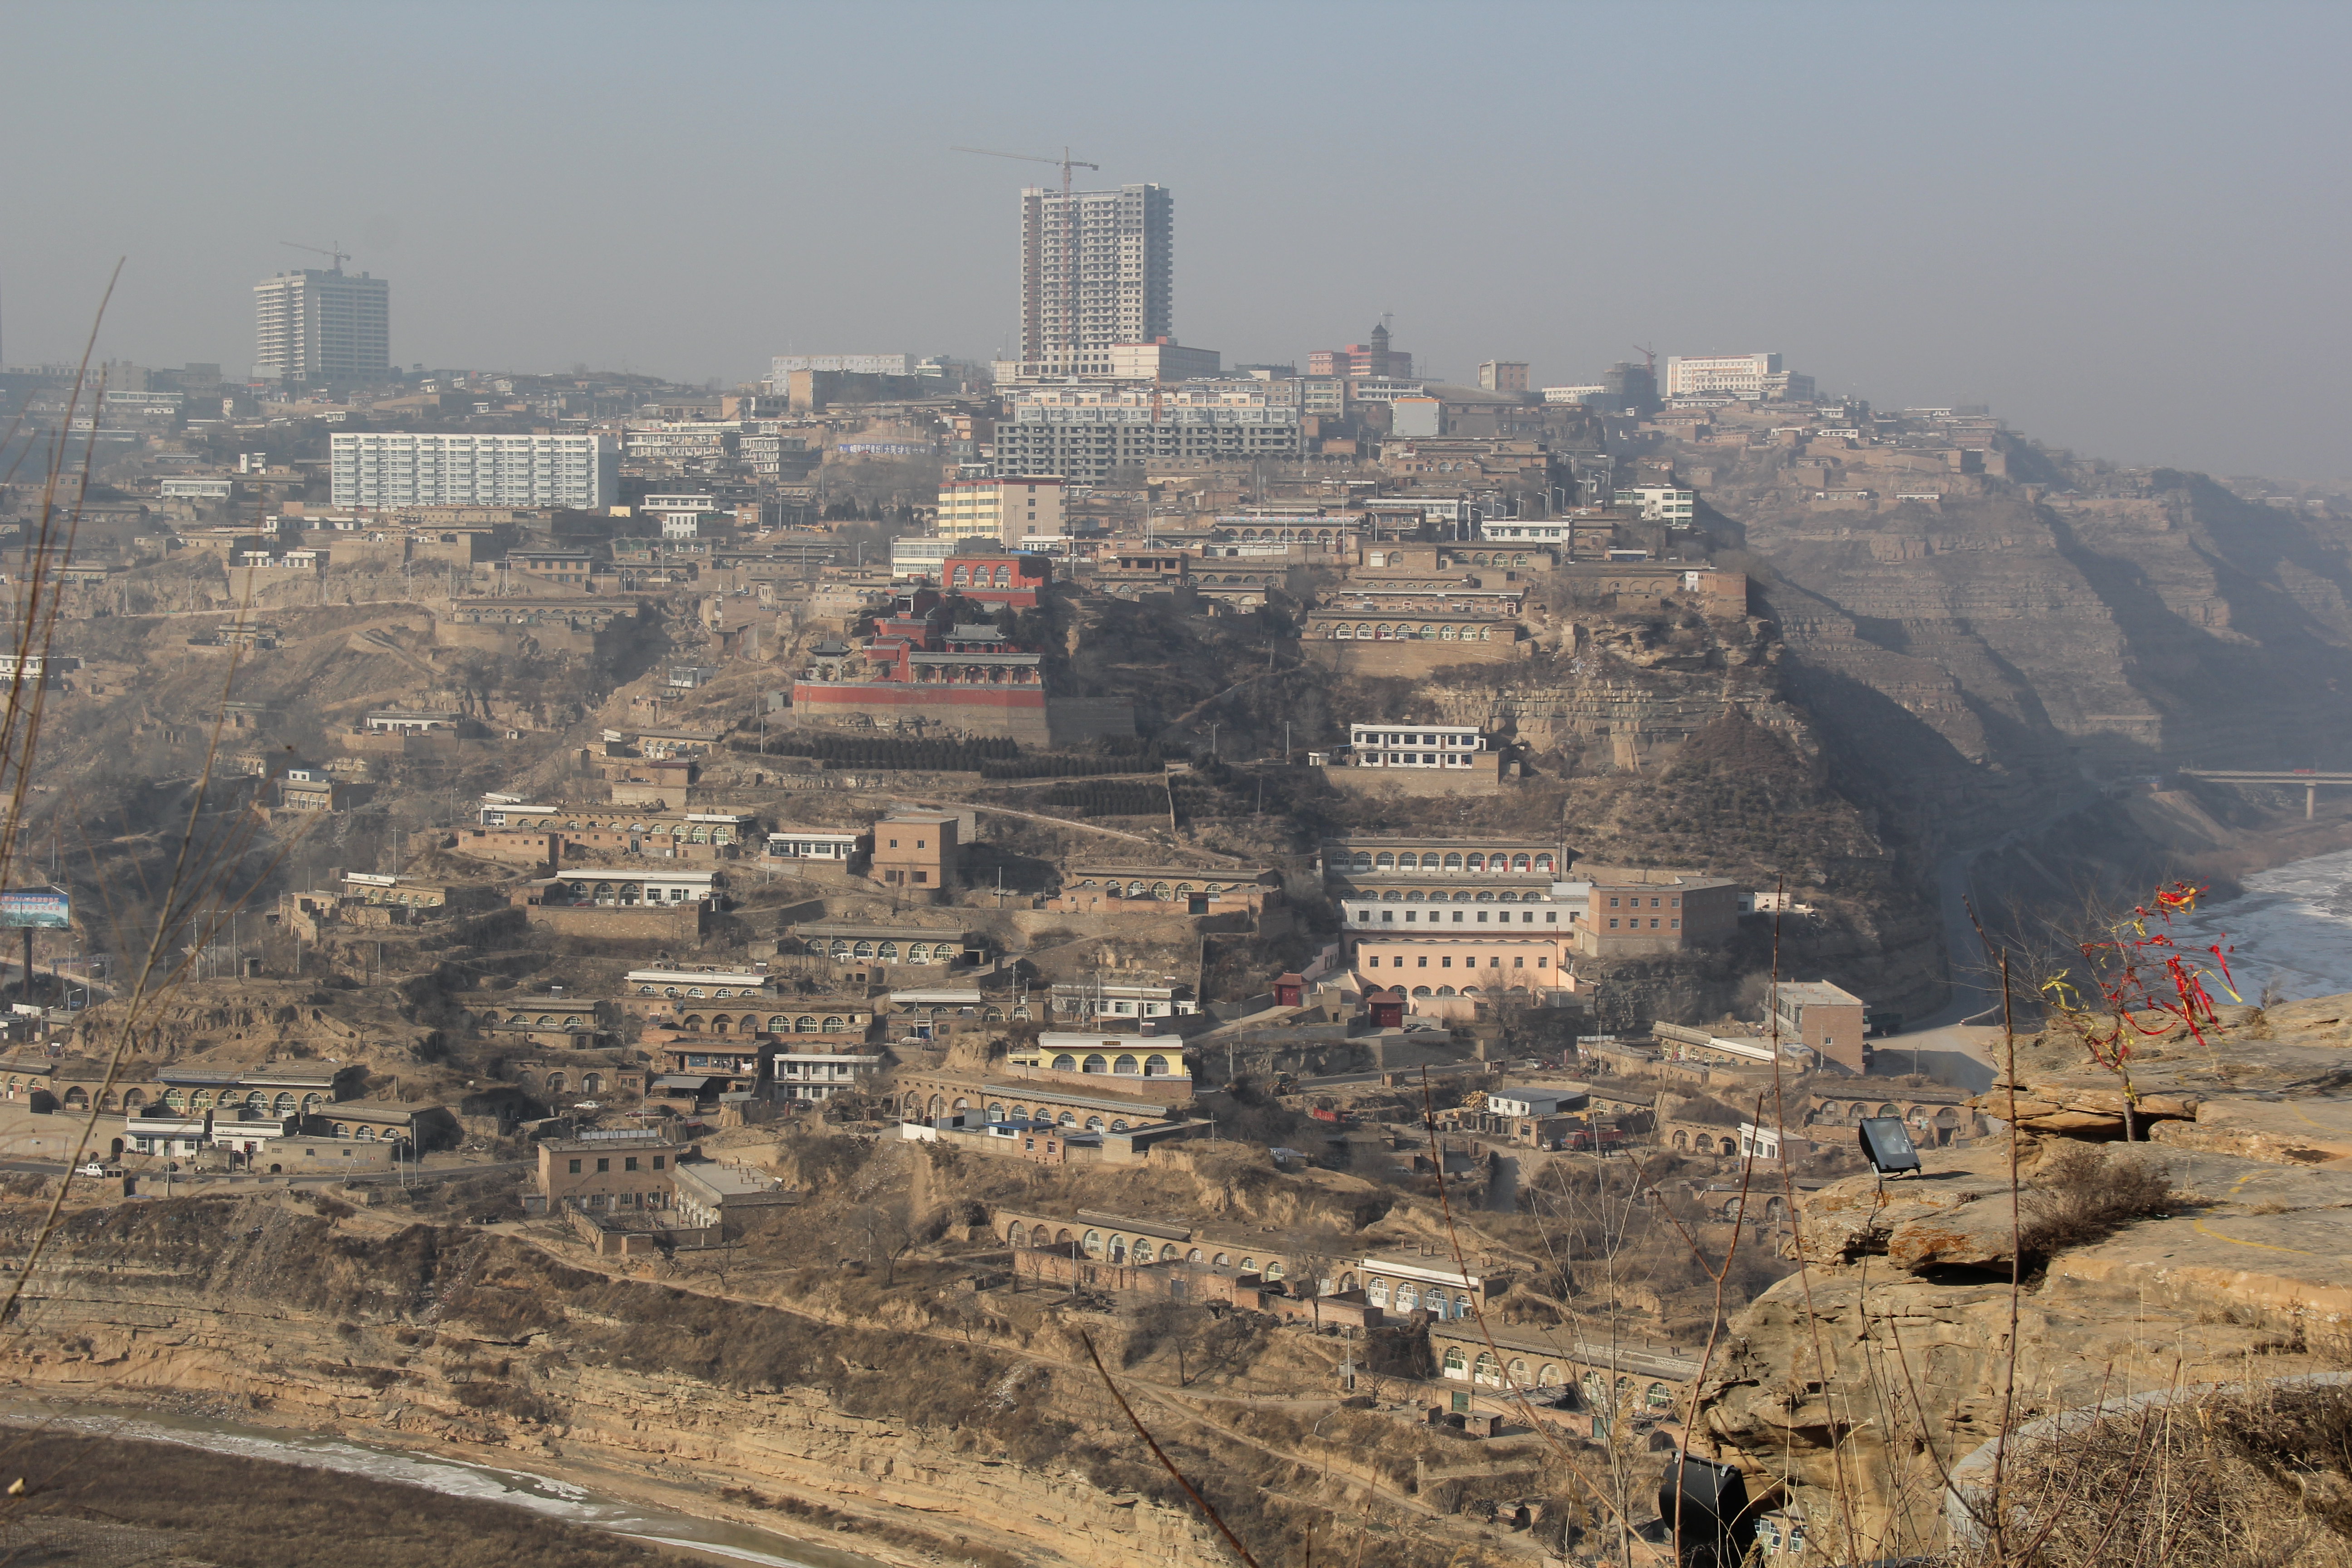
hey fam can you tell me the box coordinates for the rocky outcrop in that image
[1698,996,2352,1553]
[1969,998,2352,1149]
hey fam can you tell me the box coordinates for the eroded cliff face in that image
[1720,471,2352,851]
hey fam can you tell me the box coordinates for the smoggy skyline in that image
[5,0,2347,480]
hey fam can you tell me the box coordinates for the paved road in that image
[1908,784,2117,1033]
[0,1156,533,1188]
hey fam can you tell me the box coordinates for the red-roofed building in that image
[944,550,1053,608]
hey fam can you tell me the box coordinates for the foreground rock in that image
[1967,998,2352,1158]
[1704,996,2352,1554]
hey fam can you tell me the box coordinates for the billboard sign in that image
[0,888,72,930]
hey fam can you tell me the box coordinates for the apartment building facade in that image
[330,432,615,509]
[993,388,1301,481]
[936,475,1065,544]
[1344,722,1488,769]
[1570,871,1743,957]
[1016,183,1175,377]
[254,268,390,383]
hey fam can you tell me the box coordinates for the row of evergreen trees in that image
[1041,780,1172,818]
[978,745,1169,779]
[733,733,1019,770]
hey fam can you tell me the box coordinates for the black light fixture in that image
[1657,1455,1759,1568]
[1859,1116,1922,1176]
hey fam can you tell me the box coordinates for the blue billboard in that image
[0,888,72,930]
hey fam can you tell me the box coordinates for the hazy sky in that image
[6,1,2347,480]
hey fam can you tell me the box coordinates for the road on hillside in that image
[1905,784,2120,1033]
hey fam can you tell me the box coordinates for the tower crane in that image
[1632,343,1656,375]
[281,240,351,272]
[950,145,1099,199]
[952,147,1100,374]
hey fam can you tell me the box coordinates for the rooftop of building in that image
[1775,981,1867,1007]
[671,1160,795,1202]
[543,1131,685,1152]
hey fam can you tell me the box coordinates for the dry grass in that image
[2020,1143,2173,1257]
[1966,1381,2352,1568]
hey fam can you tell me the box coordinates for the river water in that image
[12,1405,890,1568]
[2156,846,2352,1003]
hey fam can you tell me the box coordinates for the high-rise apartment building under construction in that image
[253,267,390,384]
[1014,183,1173,379]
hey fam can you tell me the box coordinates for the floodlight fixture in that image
[1859,1116,1922,1176]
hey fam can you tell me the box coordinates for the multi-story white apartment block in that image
[1615,485,1696,526]
[936,476,1064,544]
[1017,183,1174,377]
[993,387,1299,481]
[1662,353,1814,403]
[329,433,615,510]
[160,477,234,500]
[103,390,185,425]
[253,268,390,384]
[1477,519,1573,544]
[624,422,740,461]
[997,338,1220,387]
[1348,723,1488,768]
[769,353,911,379]
[642,493,720,539]
[891,536,956,580]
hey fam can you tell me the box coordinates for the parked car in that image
[75,1161,114,1177]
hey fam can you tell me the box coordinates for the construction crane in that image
[281,240,351,272]
[950,145,1099,198]
[1632,343,1657,375]
[953,147,1100,375]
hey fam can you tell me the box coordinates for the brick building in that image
[1569,870,1742,958]
[536,1130,691,1214]
[870,810,958,901]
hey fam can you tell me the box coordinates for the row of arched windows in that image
[912,665,1039,685]
[1325,623,1496,641]
[1348,850,1554,873]
[1370,888,1538,903]
[676,1013,852,1034]
[519,1070,602,1096]
[1073,879,1233,898]
[1360,1277,1476,1318]
[906,1094,1136,1132]
[1217,527,1339,544]
[1041,1053,1175,1076]
[143,1088,325,1116]
[1817,1100,1962,1126]
[950,563,1018,587]
[1435,1351,1676,1409]
[549,818,735,844]
[810,938,951,963]
[1004,1222,1287,1276]
[61,1086,322,1115]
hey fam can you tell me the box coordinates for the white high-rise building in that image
[330,433,616,510]
[1016,183,1173,378]
[1661,353,1815,403]
[253,268,390,384]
